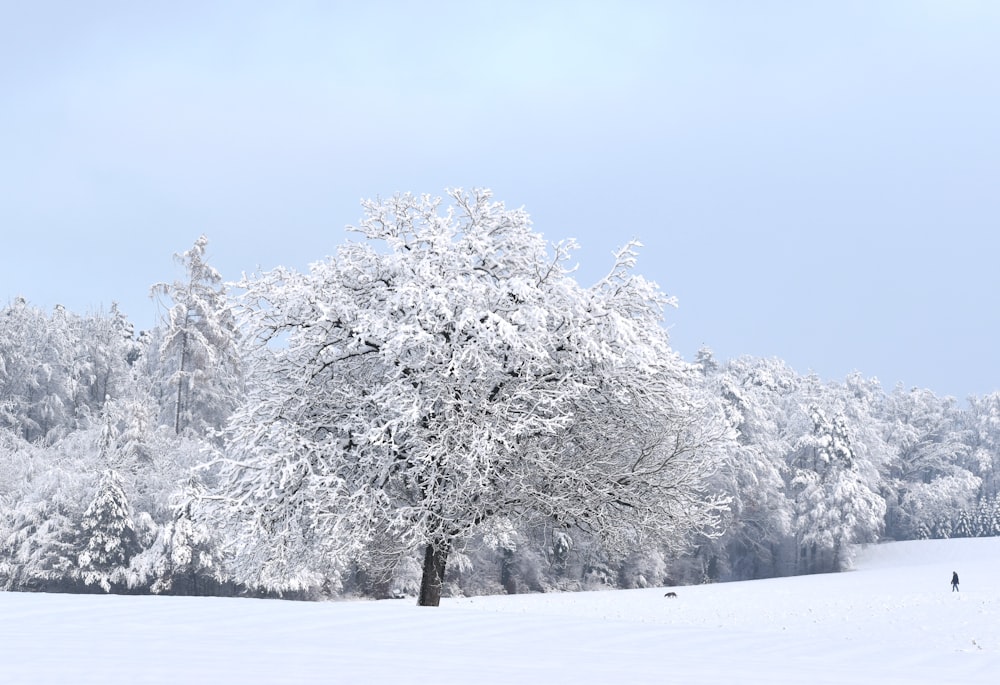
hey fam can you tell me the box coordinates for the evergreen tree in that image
[78,469,139,592]
[989,497,1000,537]
[953,509,974,538]
[151,236,242,438]
[0,429,96,591]
[130,498,221,595]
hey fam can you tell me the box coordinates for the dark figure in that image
[951,571,960,592]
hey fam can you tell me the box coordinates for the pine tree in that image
[129,498,220,595]
[933,517,952,540]
[78,469,139,592]
[989,497,1000,537]
[151,236,242,437]
[953,509,974,539]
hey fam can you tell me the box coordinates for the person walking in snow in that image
[951,571,960,592]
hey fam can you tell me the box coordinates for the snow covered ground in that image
[1,537,998,684]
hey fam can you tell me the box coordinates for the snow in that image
[2,537,998,684]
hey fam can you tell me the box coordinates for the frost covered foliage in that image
[695,354,798,580]
[789,406,885,573]
[0,430,87,591]
[78,470,140,592]
[879,387,973,540]
[0,299,139,444]
[694,360,892,579]
[150,235,243,439]
[0,419,225,595]
[964,392,1000,499]
[7,210,1000,601]
[128,498,227,595]
[212,189,729,605]
[906,484,1000,540]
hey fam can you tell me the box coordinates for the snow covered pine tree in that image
[213,189,727,605]
[151,235,242,438]
[78,469,140,592]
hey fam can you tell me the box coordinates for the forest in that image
[2,191,998,602]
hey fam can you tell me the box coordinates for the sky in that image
[2,537,999,683]
[2,1,999,400]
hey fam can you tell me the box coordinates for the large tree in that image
[788,401,885,573]
[880,386,975,539]
[700,354,798,580]
[965,392,1000,499]
[151,236,242,437]
[212,189,726,605]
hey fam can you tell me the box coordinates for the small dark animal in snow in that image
[664,592,678,598]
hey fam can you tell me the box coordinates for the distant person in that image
[951,571,960,592]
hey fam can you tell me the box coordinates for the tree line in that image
[2,191,997,603]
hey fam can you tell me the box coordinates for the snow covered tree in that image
[789,404,885,573]
[883,388,965,481]
[129,497,223,595]
[701,355,798,579]
[73,303,142,414]
[78,469,140,592]
[963,393,1000,500]
[880,386,975,539]
[897,471,981,540]
[212,189,727,605]
[151,236,242,438]
[0,299,80,443]
[96,393,157,472]
[976,496,1000,537]
[953,508,974,538]
[0,428,104,592]
[0,300,142,444]
[0,430,70,590]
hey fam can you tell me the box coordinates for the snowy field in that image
[1,538,998,684]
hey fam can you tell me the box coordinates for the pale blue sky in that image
[3,1,999,400]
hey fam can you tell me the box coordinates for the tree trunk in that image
[500,547,518,595]
[174,322,190,436]
[418,540,450,606]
